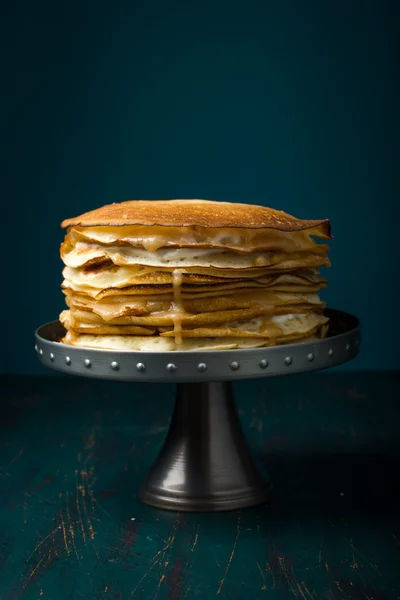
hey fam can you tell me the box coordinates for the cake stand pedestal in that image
[35,308,360,512]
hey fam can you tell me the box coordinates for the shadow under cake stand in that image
[35,308,360,512]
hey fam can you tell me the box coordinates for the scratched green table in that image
[0,372,399,599]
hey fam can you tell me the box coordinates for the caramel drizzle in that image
[172,269,186,346]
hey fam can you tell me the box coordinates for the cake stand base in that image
[139,381,271,512]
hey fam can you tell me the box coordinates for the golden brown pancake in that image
[62,326,328,351]
[61,199,331,234]
[65,290,324,320]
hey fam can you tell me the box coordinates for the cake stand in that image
[35,308,360,512]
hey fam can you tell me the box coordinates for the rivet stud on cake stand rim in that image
[35,309,360,512]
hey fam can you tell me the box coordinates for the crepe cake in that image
[59,200,331,351]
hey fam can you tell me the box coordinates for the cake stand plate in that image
[35,308,360,512]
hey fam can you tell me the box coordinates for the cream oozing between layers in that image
[67,224,323,252]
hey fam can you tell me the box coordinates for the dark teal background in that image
[3,0,399,374]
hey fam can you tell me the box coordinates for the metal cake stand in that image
[35,308,360,512]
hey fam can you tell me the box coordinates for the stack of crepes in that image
[59,200,331,351]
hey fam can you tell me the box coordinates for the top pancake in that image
[61,199,331,234]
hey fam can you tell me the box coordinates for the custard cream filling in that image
[68,224,322,253]
[62,241,328,269]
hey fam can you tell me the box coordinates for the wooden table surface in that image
[0,372,399,600]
